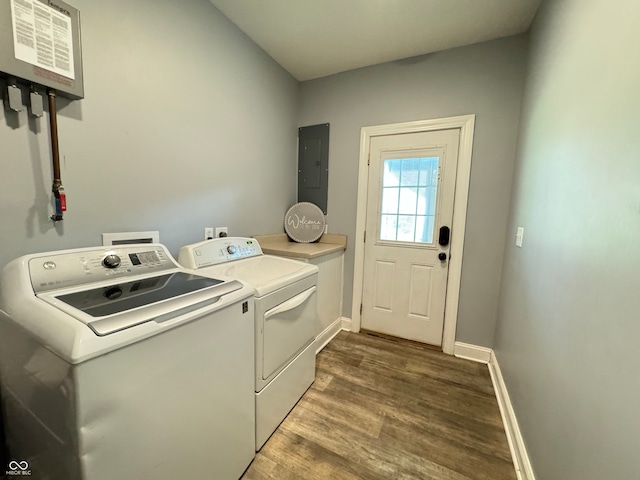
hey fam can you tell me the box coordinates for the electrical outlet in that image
[204,227,214,240]
[215,227,228,238]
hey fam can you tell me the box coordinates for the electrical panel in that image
[0,0,83,99]
[298,123,329,214]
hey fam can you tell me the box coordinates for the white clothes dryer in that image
[179,237,318,450]
[0,244,256,480]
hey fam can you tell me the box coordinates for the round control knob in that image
[227,246,237,254]
[102,254,121,269]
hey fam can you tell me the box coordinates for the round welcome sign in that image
[284,202,326,243]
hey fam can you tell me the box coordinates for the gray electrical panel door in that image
[0,0,84,99]
[298,123,329,214]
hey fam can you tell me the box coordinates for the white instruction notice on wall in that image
[10,0,75,80]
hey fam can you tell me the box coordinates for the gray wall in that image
[299,35,528,346]
[0,0,298,268]
[493,0,640,478]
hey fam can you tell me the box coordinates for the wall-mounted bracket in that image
[29,89,43,117]
[7,83,22,112]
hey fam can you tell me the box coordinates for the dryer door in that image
[261,285,316,382]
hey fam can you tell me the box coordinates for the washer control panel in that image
[29,245,176,293]
[178,237,263,269]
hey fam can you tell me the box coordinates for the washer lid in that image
[56,272,223,317]
[205,255,317,297]
[39,272,245,336]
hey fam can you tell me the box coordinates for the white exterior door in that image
[361,128,460,346]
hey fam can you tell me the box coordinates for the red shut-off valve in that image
[59,191,67,212]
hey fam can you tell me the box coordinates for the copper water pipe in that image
[48,88,63,221]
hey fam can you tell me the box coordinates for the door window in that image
[380,157,440,243]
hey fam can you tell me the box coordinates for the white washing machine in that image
[178,237,318,450]
[0,244,256,480]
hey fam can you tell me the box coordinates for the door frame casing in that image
[351,115,475,355]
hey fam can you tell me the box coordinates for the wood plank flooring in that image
[241,331,516,480]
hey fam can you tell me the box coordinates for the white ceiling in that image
[209,0,541,81]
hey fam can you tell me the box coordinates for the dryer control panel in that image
[178,237,263,269]
[29,244,176,293]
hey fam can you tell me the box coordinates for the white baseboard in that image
[454,342,536,480]
[340,316,352,331]
[314,318,344,354]
[489,351,537,480]
[454,341,492,364]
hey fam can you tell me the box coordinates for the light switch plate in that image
[516,227,524,248]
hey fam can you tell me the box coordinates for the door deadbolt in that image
[439,226,450,246]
